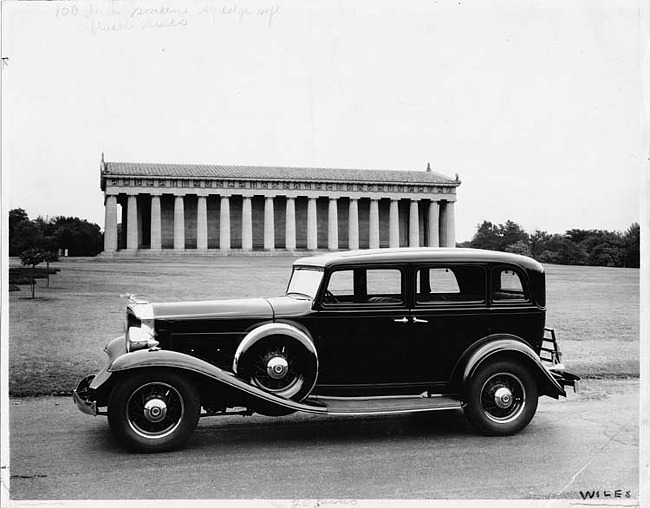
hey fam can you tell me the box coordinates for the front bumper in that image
[73,375,98,416]
[73,336,124,416]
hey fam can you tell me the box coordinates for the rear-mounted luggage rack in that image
[541,327,562,366]
[541,327,580,392]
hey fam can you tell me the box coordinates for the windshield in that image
[286,267,324,299]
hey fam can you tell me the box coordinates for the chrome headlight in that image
[126,302,159,352]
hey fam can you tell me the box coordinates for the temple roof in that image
[102,162,460,186]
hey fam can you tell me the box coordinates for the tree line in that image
[460,220,640,268]
[9,208,103,257]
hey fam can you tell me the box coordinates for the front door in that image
[313,265,410,392]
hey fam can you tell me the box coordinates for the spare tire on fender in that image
[234,324,318,403]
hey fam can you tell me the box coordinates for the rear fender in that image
[107,349,327,414]
[456,335,566,398]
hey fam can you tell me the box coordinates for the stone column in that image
[348,198,359,250]
[307,197,317,250]
[428,200,440,247]
[121,204,127,249]
[328,198,339,250]
[409,199,420,247]
[264,196,275,250]
[242,196,253,251]
[389,198,399,248]
[126,195,138,250]
[103,194,118,252]
[439,202,448,247]
[445,201,456,247]
[369,198,380,249]
[150,195,162,250]
[173,195,185,250]
[285,197,296,250]
[137,199,143,249]
[220,195,230,251]
[197,195,208,251]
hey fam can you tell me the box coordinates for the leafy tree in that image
[20,248,45,298]
[505,240,531,257]
[470,221,500,250]
[588,242,624,267]
[500,220,530,249]
[41,250,59,288]
[50,216,103,256]
[529,230,552,259]
[9,209,42,256]
[9,208,29,229]
[533,233,584,265]
[469,220,529,252]
[564,229,592,245]
[577,230,625,267]
[623,223,640,268]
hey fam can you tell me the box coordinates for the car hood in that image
[148,295,312,321]
[265,295,313,318]
[150,298,274,321]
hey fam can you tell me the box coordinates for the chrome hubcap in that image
[494,387,513,409]
[248,343,306,399]
[143,398,168,423]
[267,357,289,379]
[126,381,184,439]
[480,372,526,424]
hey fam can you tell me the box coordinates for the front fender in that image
[459,336,566,398]
[108,348,327,414]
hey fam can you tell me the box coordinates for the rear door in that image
[407,264,489,385]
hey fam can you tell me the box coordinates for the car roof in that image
[293,248,544,273]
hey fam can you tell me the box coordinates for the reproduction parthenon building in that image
[100,160,460,255]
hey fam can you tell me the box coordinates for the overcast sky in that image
[2,0,644,242]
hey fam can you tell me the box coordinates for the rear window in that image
[491,267,529,302]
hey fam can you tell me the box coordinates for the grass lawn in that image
[8,256,639,396]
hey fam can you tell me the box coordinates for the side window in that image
[322,268,403,305]
[416,266,485,304]
[492,267,528,302]
[366,269,402,304]
[324,269,354,303]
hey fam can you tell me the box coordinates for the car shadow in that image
[83,410,475,456]
[192,409,474,449]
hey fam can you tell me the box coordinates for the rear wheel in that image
[463,360,538,436]
[107,370,200,452]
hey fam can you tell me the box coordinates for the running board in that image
[306,394,463,416]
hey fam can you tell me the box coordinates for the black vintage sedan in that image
[74,248,579,452]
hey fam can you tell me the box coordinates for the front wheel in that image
[107,369,200,452]
[463,360,538,436]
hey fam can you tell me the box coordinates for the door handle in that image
[412,317,428,324]
[393,317,409,324]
